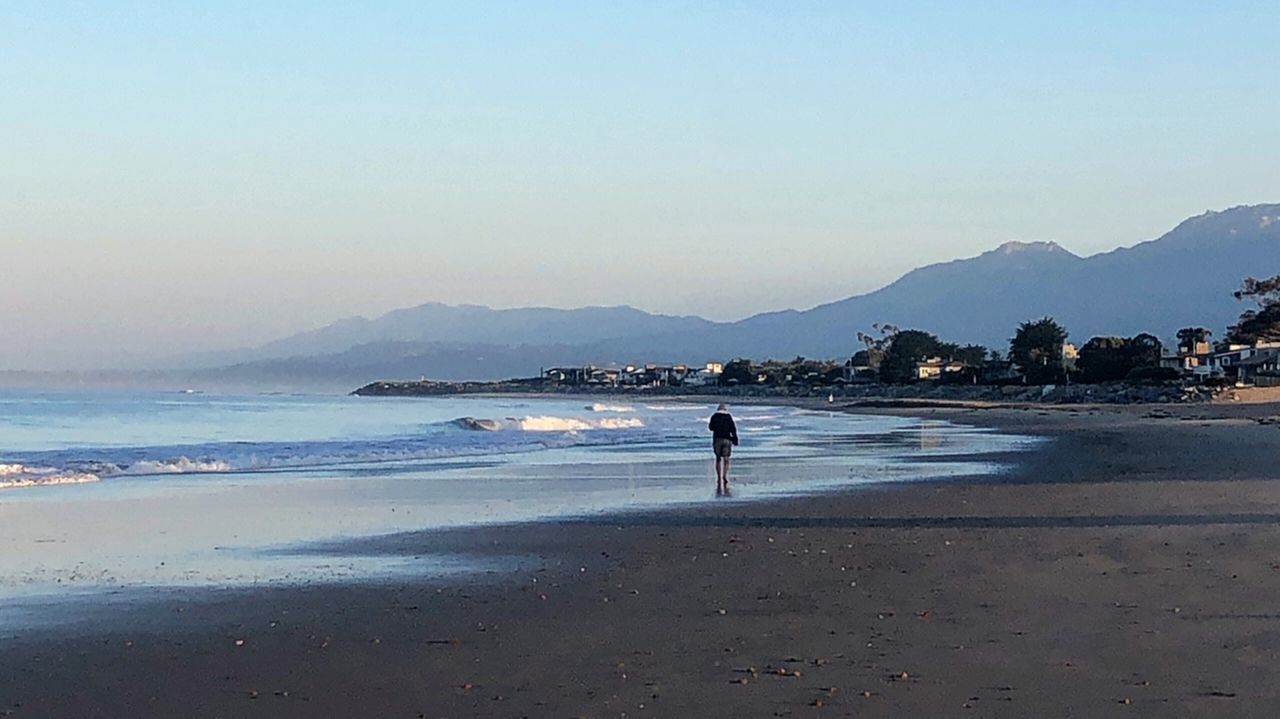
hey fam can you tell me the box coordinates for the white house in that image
[914,357,966,381]
[1203,342,1280,384]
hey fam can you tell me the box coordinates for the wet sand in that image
[3,400,1280,717]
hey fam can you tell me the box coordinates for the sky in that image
[3,1,1278,369]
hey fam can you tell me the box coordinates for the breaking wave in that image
[516,415,644,431]
[453,415,645,432]
[0,463,100,490]
[1,413,654,490]
[585,403,635,413]
[127,458,234,474]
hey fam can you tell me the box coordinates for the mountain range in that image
[53,203,1280,389]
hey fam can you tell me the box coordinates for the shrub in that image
[1126,366,1180,383]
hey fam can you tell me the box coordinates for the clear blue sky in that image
[3,1,1278,368]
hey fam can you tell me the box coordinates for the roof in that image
[1237,353,1280,367]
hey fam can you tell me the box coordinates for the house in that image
[1161,352,1206,374]
[914,357,966,381]
[843,352,878,383]
[1161,337,1216,375]
[1204,342,1280,384]
[684,362,723,387]
[587,367,620,386]
[618,365,650,386]
[1180,340,1213,356]
[1162,346,1215,376]
[616,363,688,387]
[1235,350,1280,385]
[683,369,715,387]
[668,364,691,385]
[543,366,592,385]
[1062,343,1079,372]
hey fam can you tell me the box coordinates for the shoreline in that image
[3,400,1280,716]
[0,403,1027,621]
[352,378,1234,406]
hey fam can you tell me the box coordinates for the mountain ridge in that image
[165,203,1280,386]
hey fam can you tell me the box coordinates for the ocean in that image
[0,390,1036,610]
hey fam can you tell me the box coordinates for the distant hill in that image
[715,203,1280,357]
[169,203,1280,387]
[177,304,720,369]
[185,341,593,388]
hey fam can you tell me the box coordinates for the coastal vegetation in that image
[1009,318,1070,385]
[1226,275,1280,346]
[355,273,1280,400]
[1076,334,1166,383]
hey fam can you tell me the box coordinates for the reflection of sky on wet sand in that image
[0,406,1038,617]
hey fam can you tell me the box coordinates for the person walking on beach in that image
[709,403,738,494]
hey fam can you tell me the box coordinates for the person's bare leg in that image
[722,457,731,485]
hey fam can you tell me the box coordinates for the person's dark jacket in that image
[709,412,738,445]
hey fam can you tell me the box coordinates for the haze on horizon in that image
[3,2,1278,370]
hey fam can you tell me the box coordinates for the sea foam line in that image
[0,464,100,490]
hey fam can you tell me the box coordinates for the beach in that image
[3,399,1280,717]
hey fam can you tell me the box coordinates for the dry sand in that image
[3,400,1280,717]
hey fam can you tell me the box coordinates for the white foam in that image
[515,415,645,432]
[586,403,635,413]
[0,464,100,490]
[126,458,233,474]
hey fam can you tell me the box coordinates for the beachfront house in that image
[1062,343,1080,372]
[1161,352,1208,375]
[616,363,689,387]
[620,364,659,387]
[684,362,723,387]
[1180,339,1213,357]
[543,366,593,385]
[1159,335,1218,376]
[843,352,878,383]
[914,357,966,381]
[1161,344,1214,376]
[587,367,620,386]
[1235,350,1280,386]
[1201,342,1280,385]
[683,370,714,387]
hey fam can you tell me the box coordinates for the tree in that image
[855,323,898,370]
[955,344,989,367]
[879,329,942,384]
[1078,336,1130,383]
[1226,275,1280,346]
[1175,327,1212,354]
[1009,317,1069,384]
[1077,333,1164,383]
[1126,332,1163,368]
[719,358,754,386]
